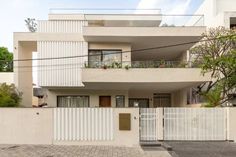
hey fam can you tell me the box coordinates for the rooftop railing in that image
[49,8,161,15]
[49,8,204,26]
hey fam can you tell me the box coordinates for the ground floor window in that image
[129,98,149,108]
[57,96,89,107]
[116,95,125,107]
[187,88,204,105]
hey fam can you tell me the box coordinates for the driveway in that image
[167,141,236,157]
[0,145,171,157]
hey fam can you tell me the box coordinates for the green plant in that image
[125,65,130,70]
[159,60,165,68]
[0,47,13,72]
[0,83,22,107]
[202,86,222,107]
[190,27,236,105]
[177,62,187,68]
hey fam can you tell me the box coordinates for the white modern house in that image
[13,9,213,108]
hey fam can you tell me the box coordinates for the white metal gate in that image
[140,108,159,141]
[164,108,227,141]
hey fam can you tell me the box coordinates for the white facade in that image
[14,10,212,107]
[190,0,236,28]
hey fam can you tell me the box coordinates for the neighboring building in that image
[0,72,14,84]
[188,0,236,28]
[14,9,212,107]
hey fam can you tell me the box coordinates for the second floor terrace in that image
[38,8,205,33]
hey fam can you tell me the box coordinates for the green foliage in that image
[0,47,13,72]
[190,27,236,106]
[202,86,222,107]
[0,83,22,107]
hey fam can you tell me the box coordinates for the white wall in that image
[0,108,53,144]
[191,0,236,28]
[0,72,13,84]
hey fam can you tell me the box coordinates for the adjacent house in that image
[14,9,214,108]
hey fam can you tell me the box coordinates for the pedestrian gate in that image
[139,108,159,141]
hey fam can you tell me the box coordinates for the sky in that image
[0,0,204,52]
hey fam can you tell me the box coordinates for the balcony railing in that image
[84,60,200,69]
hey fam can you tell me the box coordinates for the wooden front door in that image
[99,96,111,107]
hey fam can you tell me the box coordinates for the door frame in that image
[99,96,111,107]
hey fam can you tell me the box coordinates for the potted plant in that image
[102,65,108,69]
[159,60,165,68]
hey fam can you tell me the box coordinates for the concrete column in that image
[14,41,36,107]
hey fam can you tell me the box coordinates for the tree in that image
[190,27,236,106]
[0,47,13,72]
[25,18,37,32]
[0,83,22,107]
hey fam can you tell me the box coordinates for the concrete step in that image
[161,142,173,151]
[140,141,162,147]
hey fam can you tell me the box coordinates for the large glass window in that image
[88,50,122,67]
[57,96,89,107]
[116,95,125,107]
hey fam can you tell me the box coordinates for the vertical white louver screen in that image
[53,108,114,141]
[38,20,88,33]
[37,41,88,87]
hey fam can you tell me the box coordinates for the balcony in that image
[83,60,200,69]
[81,60,211,90]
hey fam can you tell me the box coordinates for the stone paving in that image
[0,145,169,157]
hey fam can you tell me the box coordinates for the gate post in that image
[157,108,164,140]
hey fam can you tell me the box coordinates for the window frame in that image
[57,95,90,108]
[88,49,122,65]
[115,95,125,108]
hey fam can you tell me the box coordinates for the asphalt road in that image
[167,141,236,157]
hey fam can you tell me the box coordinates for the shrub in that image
[0,83,22,107]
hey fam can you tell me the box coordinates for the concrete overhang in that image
[83,26,206,60]
[83,26,206,41]
[81,68,211,91]
[14,32,84,42]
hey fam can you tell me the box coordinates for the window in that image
[187,88,204,105]
[116,95,125,107]
[129,98,149,108]
[88,50,122,67]
[57,96,89,107]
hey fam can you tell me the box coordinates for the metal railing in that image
[84,60,200,69]
[49,8,204,26]
[49,8,161,15]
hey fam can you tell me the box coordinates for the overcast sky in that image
[0,0,204,52]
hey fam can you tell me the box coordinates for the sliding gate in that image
[164,108,227,141]
[139,108,227,141]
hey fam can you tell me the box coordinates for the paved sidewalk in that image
[0,145,170,157]
[167,141,236,157]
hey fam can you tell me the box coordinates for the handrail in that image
[84,60,201,68]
